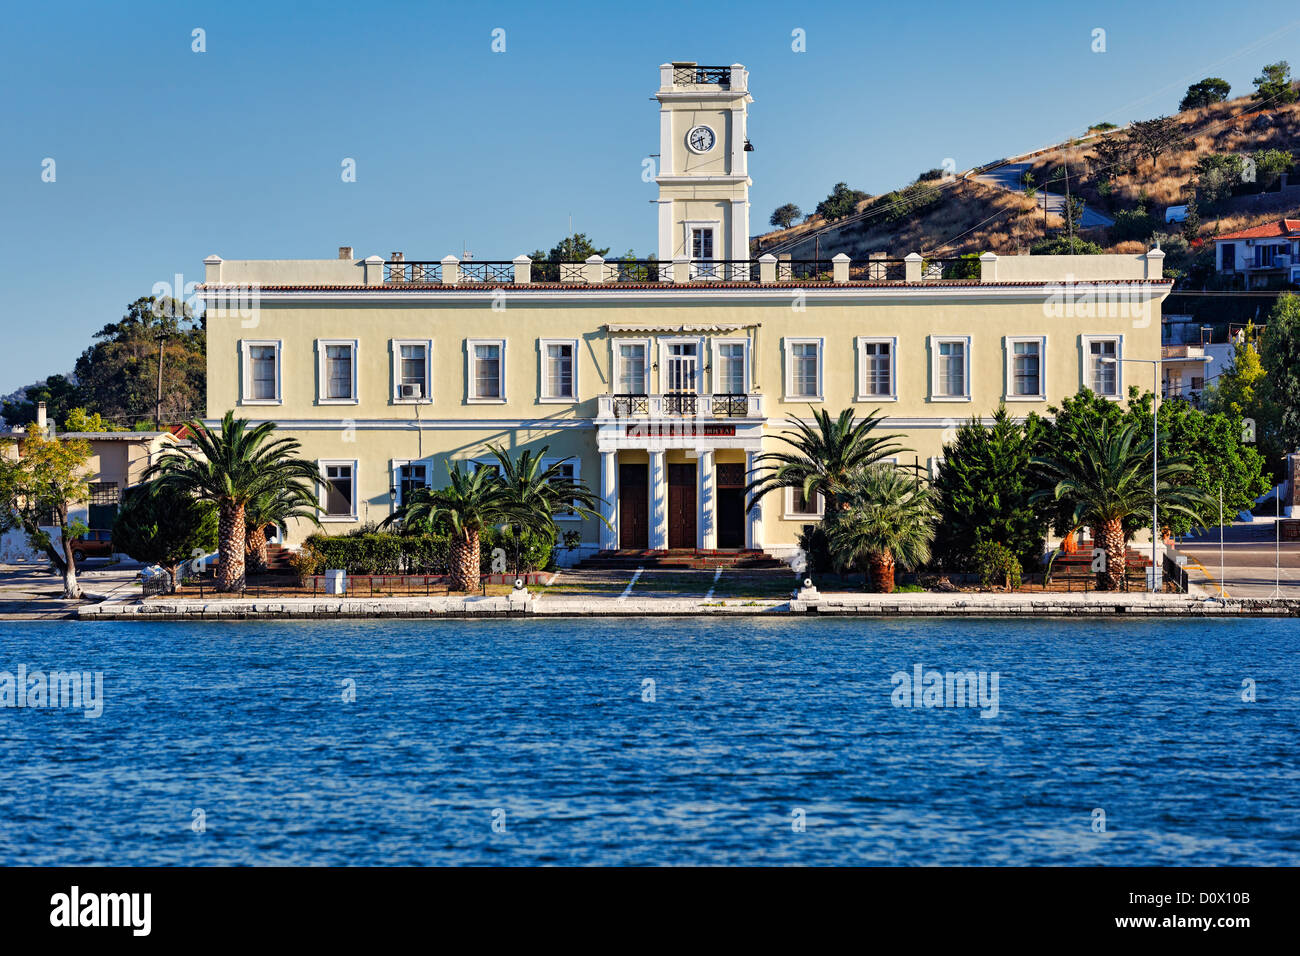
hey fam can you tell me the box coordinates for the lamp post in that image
[1102,356,1160,593]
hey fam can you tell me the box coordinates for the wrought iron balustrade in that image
[921,257,980,280]
[673,65,731,86]
[611,393,650,417]
[689,260,758,282]
[385,261,442,283]
[662,392,698,415]
[777,260,833,281]
[458,261,515,284]
[710,393,749,417]
[849,259,906,281]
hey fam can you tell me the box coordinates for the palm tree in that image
[244,485,321,574]
[382,462,528,592]
[143,412,321,592]
[745,407,908,515]
[824,464,937,592]
[486,443,605,574]
[1032,417,1209,590]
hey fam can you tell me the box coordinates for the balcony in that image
[598,393,765,420]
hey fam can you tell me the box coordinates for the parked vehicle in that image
[71,529,113,562]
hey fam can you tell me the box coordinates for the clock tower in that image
[655,62,752,267]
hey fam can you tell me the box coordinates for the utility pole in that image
[154,329,166,432]
[1219,485,1225,598]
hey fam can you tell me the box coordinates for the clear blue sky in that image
[2,0,1297,393]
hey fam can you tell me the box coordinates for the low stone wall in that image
[76,592,1300,620]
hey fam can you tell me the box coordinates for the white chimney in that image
[36,402,47,431]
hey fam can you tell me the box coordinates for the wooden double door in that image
[667,463,697,549]
[619,463,649,549]
[715,463,746,549]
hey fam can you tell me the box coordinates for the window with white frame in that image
[857,337,896,400]
[615,341,649,393]
[784,338,823,401]
[393,461,429,507]
[1006,336,1045,400]
[392,340,431,403]
[241,340,281,404]
[317,339,357,403]
[468,339,506,401]
[786,485,824,518]
[540,339,577,401]
[1084,336,1121,397]
[544,457,581,518]
[320,461,357,520]
[662,340,699,392]
[931,336,970,400]
[713,340,747,395]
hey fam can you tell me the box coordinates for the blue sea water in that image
[0,617,1295,866]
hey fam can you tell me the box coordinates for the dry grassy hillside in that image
[757,86,1300,272]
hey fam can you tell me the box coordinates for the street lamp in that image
[1101,356,1160,593]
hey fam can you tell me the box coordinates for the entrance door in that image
[716,463,746,549]
[618,463,649,549]
[667,463,697,549]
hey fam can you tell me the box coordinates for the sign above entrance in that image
[623,423,737,438]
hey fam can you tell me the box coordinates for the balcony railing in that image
[458,261,515,284]
[673,65,731,87]
[377,253,1001,286]
[385,261,442,283]
[600,393,763,419]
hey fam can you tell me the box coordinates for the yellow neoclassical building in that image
[201,62,1170,563]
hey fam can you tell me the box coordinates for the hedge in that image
[291,528,553,577]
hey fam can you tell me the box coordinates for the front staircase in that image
[576,548,785,570]
[1046,539,1156,590]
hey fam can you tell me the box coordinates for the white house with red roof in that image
[1212,218,1300,287]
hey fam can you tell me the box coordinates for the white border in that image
[316,338,359,405]
[612,338,652,394]
[239,339,282,406]
[710,337,750,395]
[391,339,433,404]
[318,458,359,522]
[929,335,971,402]
[855,335,898,402]
[1004,335,1047,402]
[466,338,507,404]
[783,336,825,402]
[538,338,579,403]
[1081,333,1124,398]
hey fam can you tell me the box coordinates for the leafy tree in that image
[0,428,91,597]
[1179,77,1231,111]
[1030,236,1103,255]
[972,541,1022,590]
[745,407,908,515]
[73,296,205,428]
[1032,417,1210,589]
[1126,394,1271,534]
[815,182,870,221]
[1260,292,1300,454]
[62,407,125,433]
[1128,116,1180,165]
[486,443,605,575]
[1207,323,1267,418]
[769,203,802,229]
[113,481,217,592]
[143,412,321,592]
[1181,198,1200,242]
[1252,61,1297,105]
[2,374,80,428]
[527,233,612,282]
[1254,148,1293,175]
[932,406,1050,570]
[383,462,529,592]
[1063,195,1085,234]
[824,464,937,592]
[1110,206,1157,243]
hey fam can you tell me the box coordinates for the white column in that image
[699,449,716,550]
[600,450,618,551]
[745,449,763,550]
[650,450,668,550]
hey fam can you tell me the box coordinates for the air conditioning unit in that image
[399,383,422,399]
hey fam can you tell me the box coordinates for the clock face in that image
[687,125,716,153]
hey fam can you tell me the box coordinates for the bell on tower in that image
[655,61,753,271]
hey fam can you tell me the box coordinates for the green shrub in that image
[480,525,553,573]
[1110,207,1157,243]
[972,542,1023,590]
